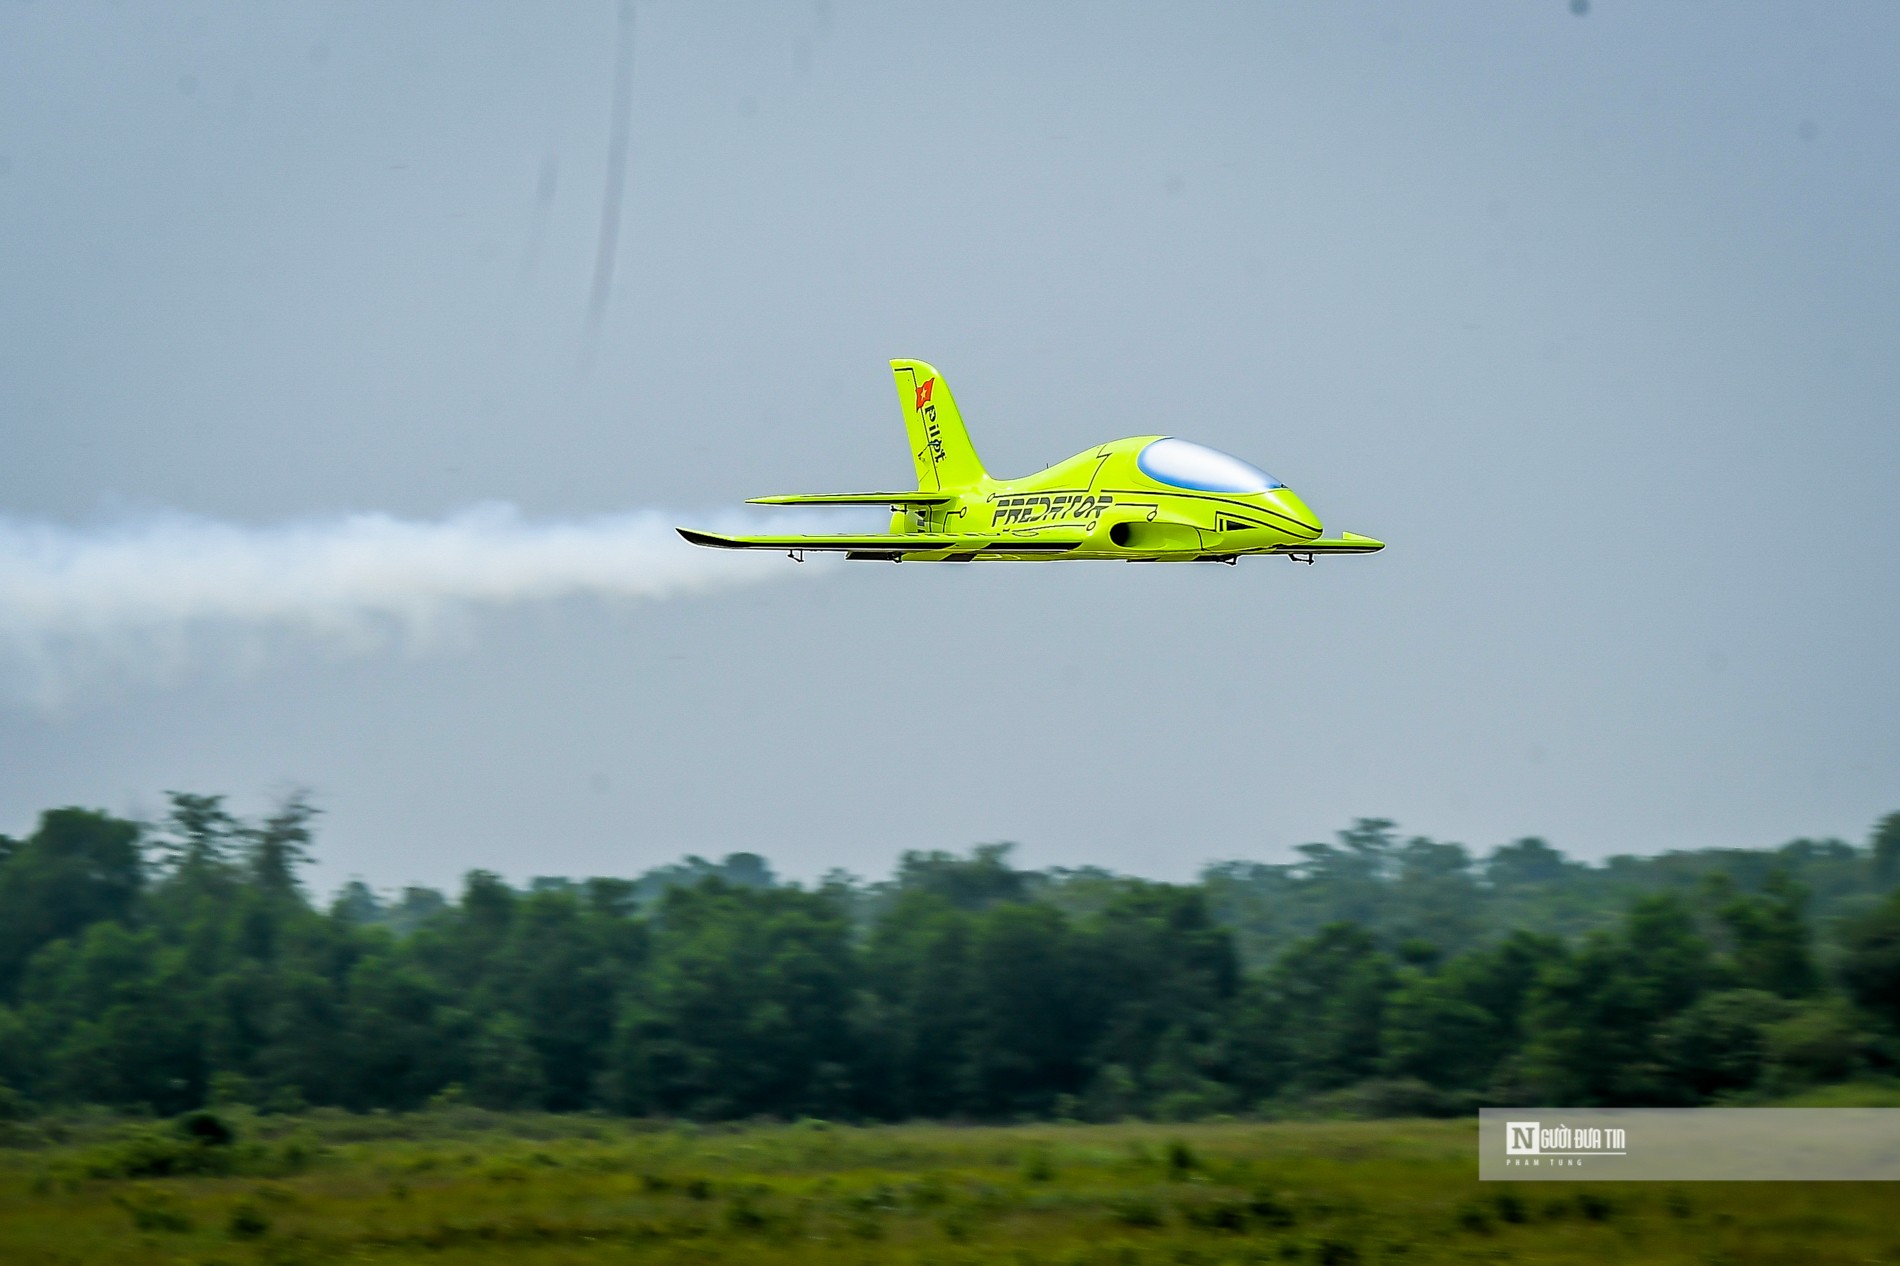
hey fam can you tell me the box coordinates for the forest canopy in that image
[1,796,1897,1122]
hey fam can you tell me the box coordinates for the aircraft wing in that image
[1269,532,1385,554]
[677,527,1083,558]
[746,492,958,507]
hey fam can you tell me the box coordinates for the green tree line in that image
[1,796,1897,1121]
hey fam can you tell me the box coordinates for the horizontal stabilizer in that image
[677,527,1082,558]
[746,492,957,507]
[679,528,961,552]
[1270,532,1385,555]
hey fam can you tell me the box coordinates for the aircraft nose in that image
[1266,489,1322,540]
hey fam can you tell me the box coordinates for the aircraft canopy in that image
[1136,438,1284,494]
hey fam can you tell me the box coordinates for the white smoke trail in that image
[0,503,859,704]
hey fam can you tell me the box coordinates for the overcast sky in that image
[2,2,1895,895]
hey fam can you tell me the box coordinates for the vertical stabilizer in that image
[891,359,988,491]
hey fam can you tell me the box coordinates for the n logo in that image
[914,377,936,411]
[1506,1122,1541,1156]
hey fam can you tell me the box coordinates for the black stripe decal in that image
[1099,488,1319,538]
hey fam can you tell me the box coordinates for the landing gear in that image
[787,550,805,563]
[1286,552,1315,565]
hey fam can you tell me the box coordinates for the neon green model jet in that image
[679,359,1384,564]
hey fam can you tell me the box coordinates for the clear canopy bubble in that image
[1135,438,1283,493]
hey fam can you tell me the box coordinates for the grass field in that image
[2,1110,1896,1264]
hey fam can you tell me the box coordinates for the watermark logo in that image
[1501,1120,1627,1168]
[1482,1108,1900,1181]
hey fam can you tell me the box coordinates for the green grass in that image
[3,1111,1898,1264]
[1771,1078,1900,1108]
